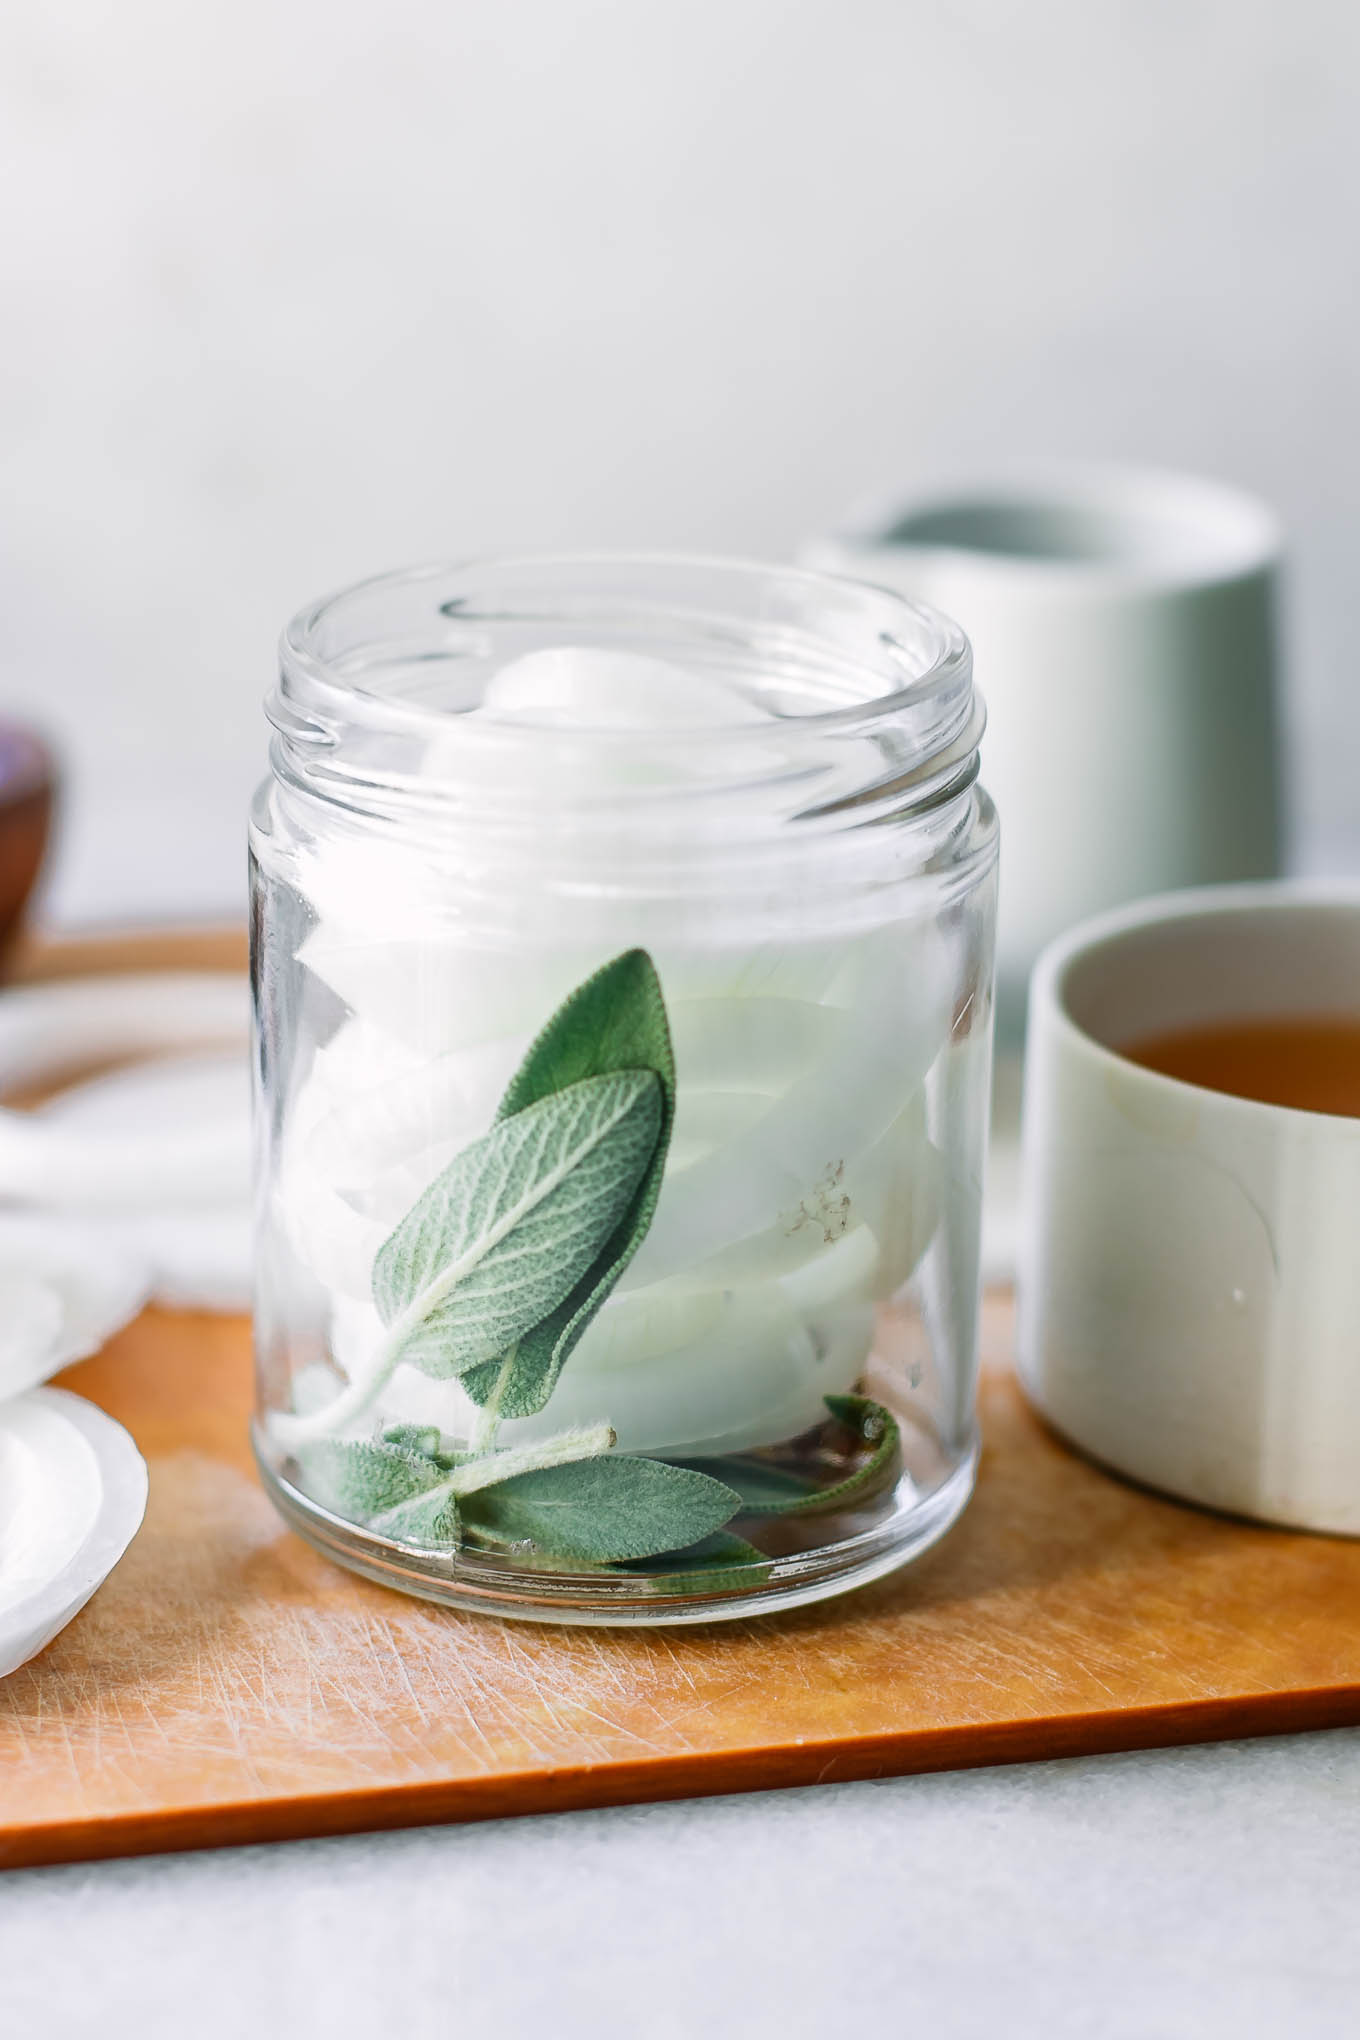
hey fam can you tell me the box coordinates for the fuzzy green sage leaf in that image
[380,1422,453,1463]
[614,1530,772,1593]
[460,1453,740,1563]
[674,1458,816,1513]
[295,1437,447,1519]
[371,1065,662,1379]
[678,1395,903,1519]
[372,1484,462,1548]
[463,949,675,1420]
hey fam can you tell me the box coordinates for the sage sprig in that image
[374,1485,462,1546]
[463,948,676,1421]
[275,949,673,1448]
[297,1435,450,1518]
[281,945,896,1596]
[371,1067,661,1378]
[612,1531,773,1594]
[677,1395,903,1517]
[297,1430,745,1565]
[460,1454,739,1563]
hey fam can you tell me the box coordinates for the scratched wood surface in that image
[2,928,1359,1872]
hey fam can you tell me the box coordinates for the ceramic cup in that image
[1017,883,1360,1535]
[803,465,1284,1039]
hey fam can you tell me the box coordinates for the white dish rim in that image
[0,1385,148,1676]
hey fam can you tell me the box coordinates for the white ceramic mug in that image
[804,466,1283,1036]
[1017,883,1360,1535]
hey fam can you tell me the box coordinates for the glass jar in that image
[250,556,998,1623]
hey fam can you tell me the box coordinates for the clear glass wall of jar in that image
[250,557,998,1623]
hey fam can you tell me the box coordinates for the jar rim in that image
[267,553,987,876]
[276,551,973,755]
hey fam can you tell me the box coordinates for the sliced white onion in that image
[291,990,838,1215]
[298,916,853,1062]
[666,1090,772,1171]
[478,647,769,729]
[305,1035,522,1185]
[650,938,848,1008]
[624,922,950,1286]
[420,647,800,798]
[662,996,840,1169]
[839,1092,941,1299]
[280,919,948,1350]
[0,1387,147,1680]
[297,931,602,1059]
[279,786,953,1449]
[272,1173,381,1301]
[371,1226,880,1459]
[306,1015,430,1097]
[485,1280,865,1457]
[667,995,839,1092]
[326,1292,384,1382]
[274,1020,423,1296]
[776,1219,880,1315]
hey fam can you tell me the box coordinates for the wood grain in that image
[2,929,1359,1871]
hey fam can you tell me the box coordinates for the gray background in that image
[3,0,1357,921]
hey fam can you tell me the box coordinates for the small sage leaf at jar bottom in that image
[460,1454,741,1563]
[380,1422,449,1462]
[677,1396,904,1518]
[615,1531,772,1593]
[295,1437,447,1519]
[371,1066,662,1379]
[672,1457,817,1513]
[463,950,676,1421]
[372,1484,462,1548]
[813,1395,902,1512]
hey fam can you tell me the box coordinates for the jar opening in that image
[268,555,983,868]
[282,548,965,719]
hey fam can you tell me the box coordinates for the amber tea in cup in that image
[1125,1016,1360,1119]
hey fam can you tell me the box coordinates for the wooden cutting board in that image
[3,928,1359,1871]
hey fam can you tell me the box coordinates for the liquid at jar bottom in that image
[254,1391,979,1625]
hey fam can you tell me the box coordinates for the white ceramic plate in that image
[0,1386,148,1679]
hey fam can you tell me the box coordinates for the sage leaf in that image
[464,949,675,1418]
[672,1457,817,1513]
[371,1067,662,1379]
[495,949,674,1123]
[615,1530,772,1593]
[678,1396,903,1518]
[296,1437,446,1519]
[372,1484,462,1548]
[815,1395,902,1511]
[460,1453,740,1563]
[380,1423,449,1462]
[447,1422,615,1495]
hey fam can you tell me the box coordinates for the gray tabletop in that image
[4,1728,1357,2038]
